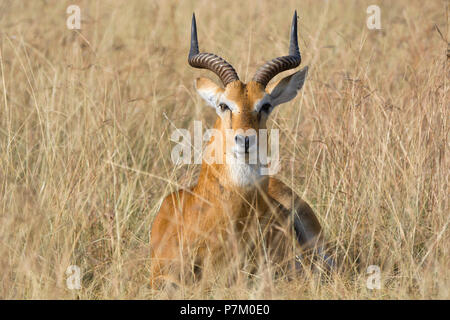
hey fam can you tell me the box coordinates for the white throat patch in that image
[227,156,262,188]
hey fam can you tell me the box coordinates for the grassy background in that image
[0,0,448,299]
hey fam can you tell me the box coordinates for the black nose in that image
[244,136,249,152]
[235,135,254,153]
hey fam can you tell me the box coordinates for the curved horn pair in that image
[188,11,301,88]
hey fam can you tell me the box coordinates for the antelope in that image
[150,11,333,288]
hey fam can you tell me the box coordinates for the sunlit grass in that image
[0,0,448,299]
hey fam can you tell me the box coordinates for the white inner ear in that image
[267,66,308,107]
[195,78,223,108]
[196,87,221,108]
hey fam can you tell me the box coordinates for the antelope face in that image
[189,11,308,187]
[195,79,264,159]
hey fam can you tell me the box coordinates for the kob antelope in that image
[150,11,333,287]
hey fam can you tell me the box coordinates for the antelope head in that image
[189,12,308,188]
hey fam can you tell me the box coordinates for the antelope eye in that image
[260,103,272,114]
[219,103,230,112]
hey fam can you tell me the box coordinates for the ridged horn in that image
[188,13,239,87]
[252,11,301,87]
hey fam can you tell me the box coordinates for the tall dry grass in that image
[0,0,448,299]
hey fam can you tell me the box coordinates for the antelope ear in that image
[194,77,224,108]
[266,66,308,107]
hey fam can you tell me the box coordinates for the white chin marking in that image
[227,154,261,188]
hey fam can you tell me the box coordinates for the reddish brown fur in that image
[150,80,327,288]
